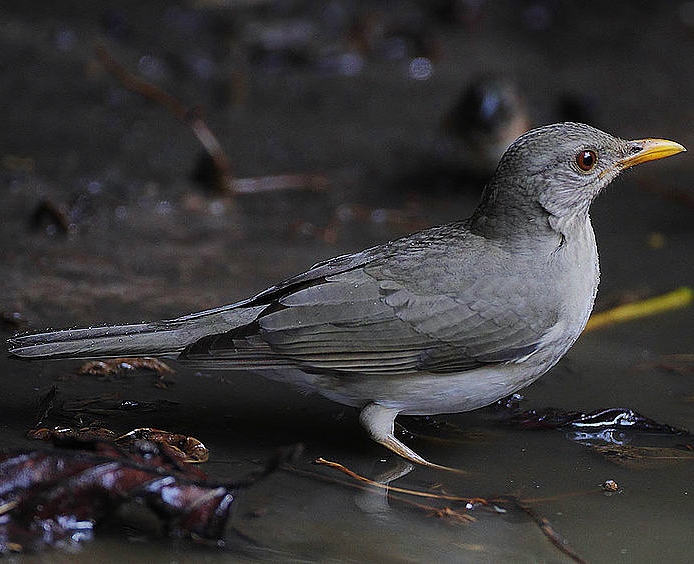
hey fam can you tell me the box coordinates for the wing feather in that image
[180,225,560,376]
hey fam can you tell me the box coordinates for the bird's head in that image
[475,122,685,236]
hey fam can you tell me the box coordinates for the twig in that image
[95,45,234,192]
[233,174,329,194]
[314,458,483,503]
[313,457,587,563]
[34,386,58,429]
[504,496,587,564]
[586,286,693,331]
[284,462,478,521]
[96,45,331,197]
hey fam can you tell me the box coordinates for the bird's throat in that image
[469,200,561,247]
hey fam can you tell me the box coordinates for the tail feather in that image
[7,304,266,360]
[9,322,187,359]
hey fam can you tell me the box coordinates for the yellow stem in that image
[585,286,693,331]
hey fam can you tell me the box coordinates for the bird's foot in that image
[359,402,466,474]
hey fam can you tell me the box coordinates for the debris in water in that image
[77,356,174,377]
[0,439,240,553]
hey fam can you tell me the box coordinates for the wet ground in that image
[1,1,692,562]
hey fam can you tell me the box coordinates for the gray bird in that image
[8,123,685,469]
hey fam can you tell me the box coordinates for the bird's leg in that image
[353,458,415,514]
[359,402,463,473]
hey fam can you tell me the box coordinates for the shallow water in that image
[1,1,692,562]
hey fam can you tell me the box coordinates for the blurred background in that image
[1,1,692,561]
[1,0,692,323]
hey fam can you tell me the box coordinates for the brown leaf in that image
[0,439,241,553]
[77,357,174,376]
[28,426,209,464]
[28,426,117,442]
[115,428,209,463]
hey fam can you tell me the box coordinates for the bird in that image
[8,122,685,470]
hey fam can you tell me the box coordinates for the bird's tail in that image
[7,304,263,360]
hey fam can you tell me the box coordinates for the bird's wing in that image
[181,229,558,375]
[181,267,429,374]
[381,280,555,373]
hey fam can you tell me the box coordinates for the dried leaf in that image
[507,407,687,436]
[0,439,242,553]
[28,426,209,464]
[115,428,209,463]
[429,506,476,523]
[28,426,117,442]
[77,357,174,376]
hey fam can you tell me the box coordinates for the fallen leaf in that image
[28,426,209,464]
[115,428,209,463]
[0,439,244,553]
[77,357,174,376]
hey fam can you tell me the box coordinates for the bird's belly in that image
[252,361,549,415]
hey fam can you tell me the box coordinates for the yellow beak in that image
[617,138,686,170]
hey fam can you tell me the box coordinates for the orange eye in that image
[576,150,597,171]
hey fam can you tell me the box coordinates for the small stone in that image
[601,479,620,493]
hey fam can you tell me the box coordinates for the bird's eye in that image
[576,150,598,171]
